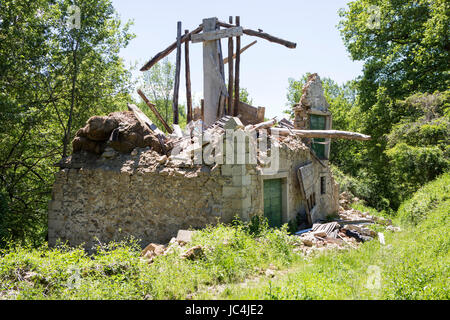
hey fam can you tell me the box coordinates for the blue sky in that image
[111,0,363,119]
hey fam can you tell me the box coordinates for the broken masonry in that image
[48,17,371,250]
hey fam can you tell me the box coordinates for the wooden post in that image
[137,89,173,134]
[234,16,240,117]
[200,99,205,122]
[172,21,182,125]
[184,29,192,123]
[227,16,234,116]
[202,17,221,127]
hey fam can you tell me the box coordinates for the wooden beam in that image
[242,29,296,48]
[137,89,173,134]
[127,103,166,138]
[251,118,277,131]
[140,25,203,71]
[172,21,182,125]
[217,21,296,49]
[233,16,240,117]
[227,16,234,116]
[270,128,371,141]
[184,29,192,123]
[224,40,257,64]
[191,26,243,43]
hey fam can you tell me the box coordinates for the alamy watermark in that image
[170,124,280,174]
[66,265,82,289]
[366,5,381,29]
[365,265,382,290]
[66,5,81,30]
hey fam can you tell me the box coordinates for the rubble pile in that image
[293,191,401,256]
[72,111,166,155]
[70,109,309,172]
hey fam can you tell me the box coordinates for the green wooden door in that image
[263,179,282,228]
[310,114,326,159]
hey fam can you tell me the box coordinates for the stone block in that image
[176,230,195,243]
[223,186,244,198]
[232,165,246,176]
[224,117,244,130]
[241,175,251,186]
[221,164,232,176]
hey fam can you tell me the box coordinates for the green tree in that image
[336,0,450,210]
[0,0,134,245]
[141,57,175,126]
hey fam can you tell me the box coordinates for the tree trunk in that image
[62,40,79,158]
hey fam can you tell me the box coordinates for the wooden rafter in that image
[140,25,203,71]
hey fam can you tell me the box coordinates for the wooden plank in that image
[184,29,193,123]
[191,26,243,43]
[137,89,173,134]
[216,21,297,49]
[217,93,226,118]
[233,16,240,117]
[252,118,277,131]
[256,106,265,122]
[140,25,203,71]
[172,21,182,125]
[127,103,165,138]
[227,16,234,116]
[224,40,257,64]
[270,128,371,141]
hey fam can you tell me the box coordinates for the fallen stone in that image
[313,231,327,238]
[344,224,377,238]
[141,242,166,257]
[176,230,195,244]
[301,238,314,247]
[224,117,244,130]
[181,245,204,260]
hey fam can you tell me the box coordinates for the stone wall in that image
[48,135,339,250]
[48,149,232,250]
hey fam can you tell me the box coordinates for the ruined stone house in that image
[48,18,370,249]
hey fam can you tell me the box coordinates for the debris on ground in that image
[181,245,204,260]
[141,230,203,263]
[292,191,401,256]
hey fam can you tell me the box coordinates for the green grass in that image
[196,173,450,300]
[0,174,448,300]
[0,219,300,299]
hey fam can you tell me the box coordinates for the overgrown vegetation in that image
[0,0,134,246]
[0,217,299,299]
[195,173,450,300]
[1,174,448,300]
